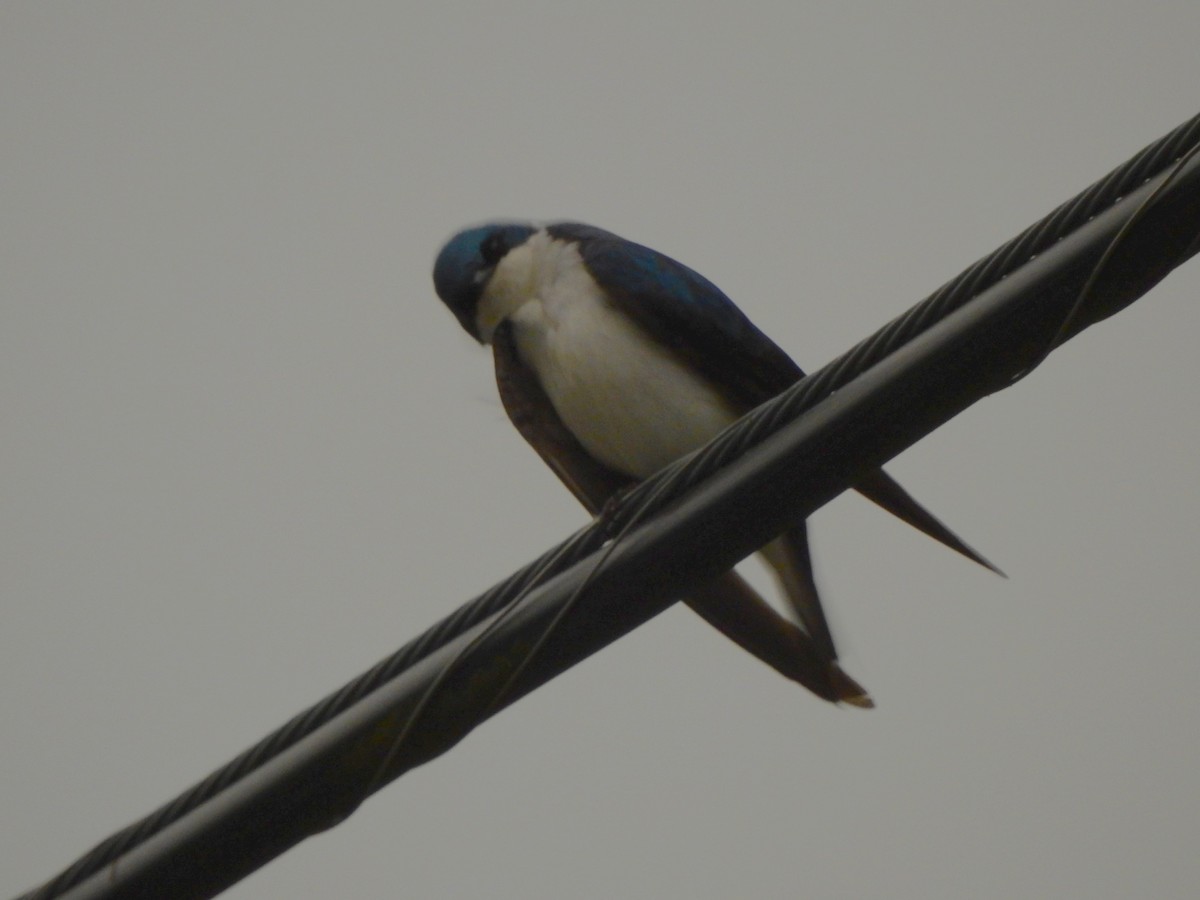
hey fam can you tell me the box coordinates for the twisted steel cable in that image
[21,109,1200,900]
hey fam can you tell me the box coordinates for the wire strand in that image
[21,109,1200,900]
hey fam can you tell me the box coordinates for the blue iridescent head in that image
[433,222,535,341]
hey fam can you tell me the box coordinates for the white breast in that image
[480,232,738,479]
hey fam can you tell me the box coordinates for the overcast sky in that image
[4,4,1199,899]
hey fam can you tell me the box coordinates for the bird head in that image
[433,222,536,342]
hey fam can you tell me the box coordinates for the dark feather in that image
[550,222,1000,576]
[492,323,869,705]
[548,223,801,408]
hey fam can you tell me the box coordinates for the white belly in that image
[510,288,738,479]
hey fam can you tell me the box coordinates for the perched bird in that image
[433,221,998,706]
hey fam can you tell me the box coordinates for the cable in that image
[19,109,1200,900]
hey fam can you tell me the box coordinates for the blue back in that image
[547,223,804,408]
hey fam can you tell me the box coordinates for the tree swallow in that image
[433,221,998,707]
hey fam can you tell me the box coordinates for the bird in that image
[433,221,999,707]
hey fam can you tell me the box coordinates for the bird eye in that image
[479,231,508,266]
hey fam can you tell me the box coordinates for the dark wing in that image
[548,223,801,408]
[492,322,869,706]
[550,223,1002,576]
[855,470,1004,576]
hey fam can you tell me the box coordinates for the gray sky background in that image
[4,5,1199,898]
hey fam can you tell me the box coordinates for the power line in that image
[17,112,1200,900]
